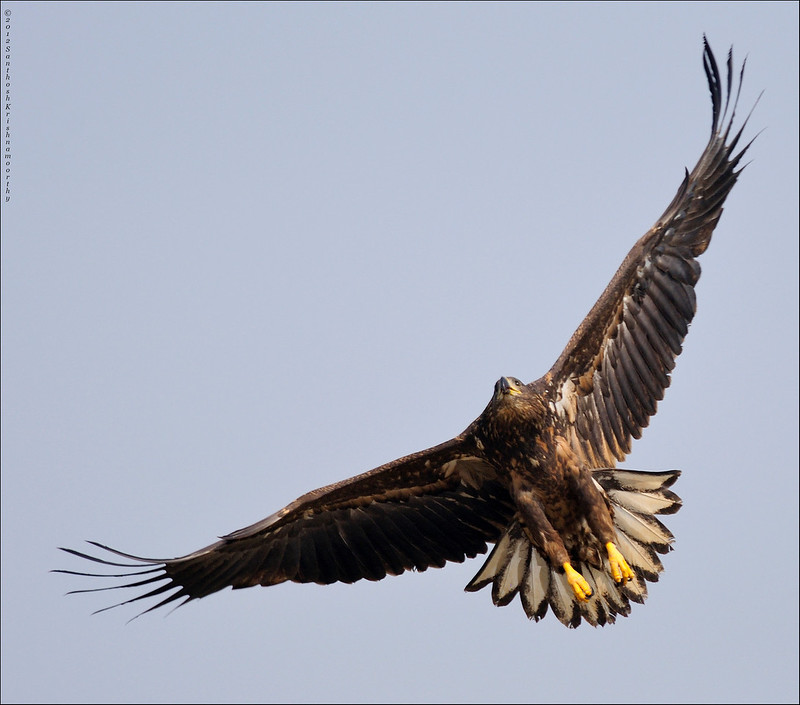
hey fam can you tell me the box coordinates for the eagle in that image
[58,39,756,628]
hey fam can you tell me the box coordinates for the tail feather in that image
[614,527,664,580]
[605,486,679,515]
[549,568,583,628]
[466,528,514,594]
[611,503,677,548]
[464,468,680,628]
[492,528,530,607]
[569,566,608,626]
[586,562,630,616]
[519,548,550,621]
[622,570,649,605]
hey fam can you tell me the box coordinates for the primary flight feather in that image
[58,39,756,628]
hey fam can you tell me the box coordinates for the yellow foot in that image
[563,562,592,602]
[606,541,633,584]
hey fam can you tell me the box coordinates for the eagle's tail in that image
[464,469,681,628]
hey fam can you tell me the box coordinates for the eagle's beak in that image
[499,377,522,396]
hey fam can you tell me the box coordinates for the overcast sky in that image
[2,2,798,703]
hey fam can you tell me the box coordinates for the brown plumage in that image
[57,39,756,627]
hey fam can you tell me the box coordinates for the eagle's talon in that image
[606,541,633,584]
[563,562,592,602]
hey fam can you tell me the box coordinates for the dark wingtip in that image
[702,36,723,133]
[701,36,759,178]
[56,541,189,620]
[57,543,157,569]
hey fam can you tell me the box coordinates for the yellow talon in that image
[606,541,633,584]
[563,562,592,602]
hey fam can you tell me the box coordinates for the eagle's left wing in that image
[542,39,756,468]
[57,437,513,617]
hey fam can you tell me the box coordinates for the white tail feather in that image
[466,530,512,591]
[607,487,677,515]
[613,504,674,548]
[494,536,529,605]
[549,568,581,627]
[614,529,663,579]
[586,563,629,617]
[520,547,550,620]
[622,570,649,604]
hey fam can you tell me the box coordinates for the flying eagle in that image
[58,39,756,628]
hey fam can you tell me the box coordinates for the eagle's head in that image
[472,376,548,458]
[493,376,525,400]
[488,376,547,423]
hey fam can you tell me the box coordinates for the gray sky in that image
[2,2,798,703]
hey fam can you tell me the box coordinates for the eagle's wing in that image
[542,39,756,468]
[57,437,513,616]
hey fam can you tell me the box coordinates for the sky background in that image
[2,2,798,703]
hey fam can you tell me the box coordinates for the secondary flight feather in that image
[57,39,757,628]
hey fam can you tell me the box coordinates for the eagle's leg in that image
[563,562,592,602]
[571,467,633,584]
[605,541,633,584]
[513,484,592,602]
